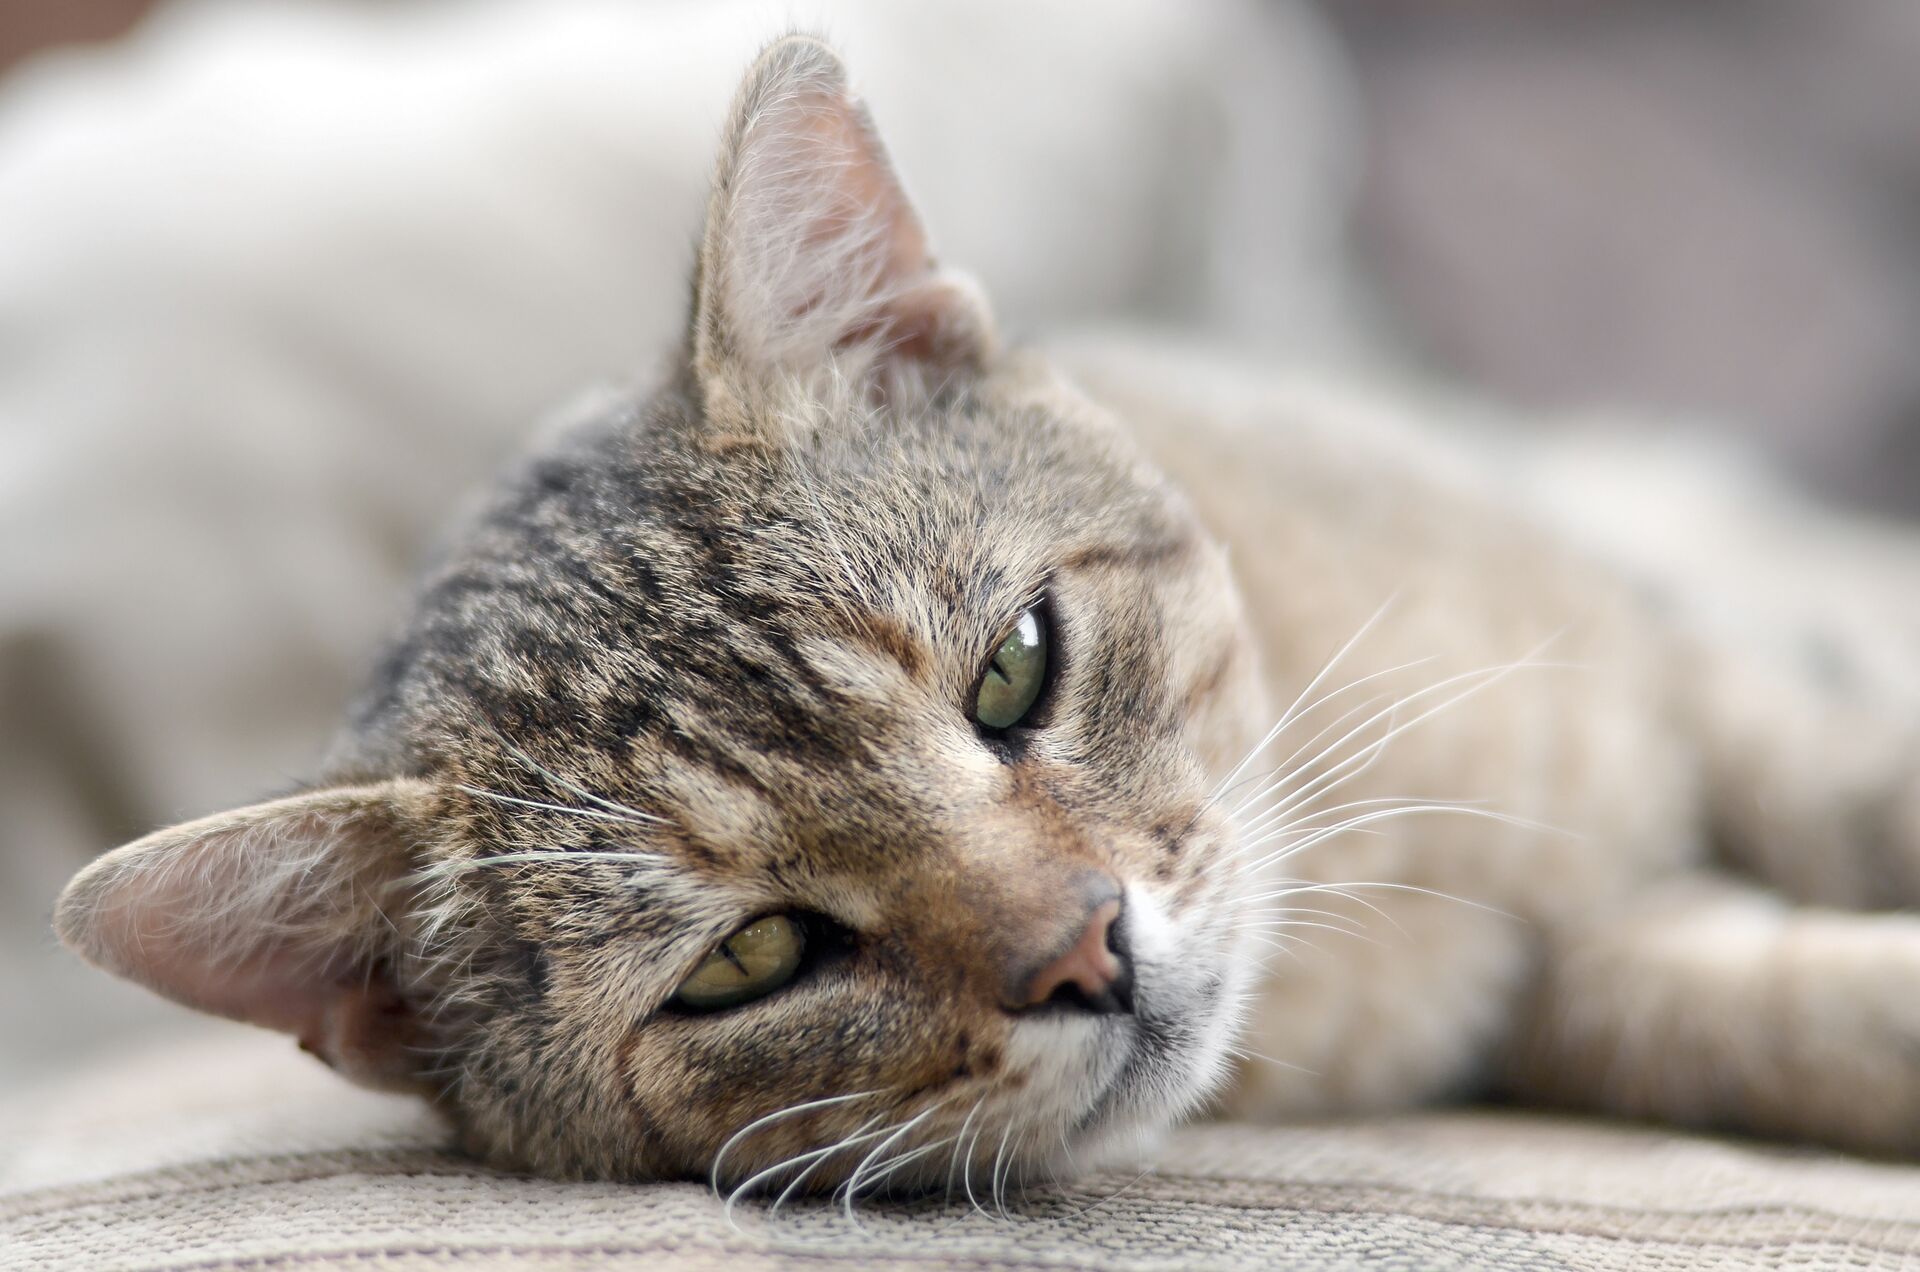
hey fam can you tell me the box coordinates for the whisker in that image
[414,848,665,879]
[1053,1162,1157,1222]
[1243,931,1318,968]
[1223,691,1396,816]
[1226,1043,1318,1076]
[1245,879,1517,923]
[1245,916,1380,943]
[1238,879,1408,938]
[1235,794,1482,851]
[961,1108,992,1218]
[944,1095,988,1213]
[496,740,670,825]
[850,1131,961,1201]
[1224,905,1371,937]
[990,1119,1018,1220]
[1253,642,1574,831]
[1222,650,1468,819]
[454,784,643,826]
[711,1088,879,1201]
[840,1105,942,1225]
[767,1115,898,1219]
[727,1113,886,1229]
[1216,689,1391,814]
[1209,593,1403,802]
[1242,804,1559,873]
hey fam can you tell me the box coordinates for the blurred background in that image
[3,0,1917,1090]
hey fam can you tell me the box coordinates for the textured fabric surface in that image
[5,1026,1918,1270]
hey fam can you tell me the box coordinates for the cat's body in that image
[1069,337,1920,1146]
[55,36,1920,1194]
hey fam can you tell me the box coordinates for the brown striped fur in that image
[54,36,1920,1191]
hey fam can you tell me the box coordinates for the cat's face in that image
[54,37,1269,1192]
[395,352,1265,1187]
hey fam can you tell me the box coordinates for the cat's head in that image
[55,37,1270,1192]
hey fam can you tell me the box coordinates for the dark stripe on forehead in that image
[844,609,929,679]
[760,625,846,706]
[1058,535,1192,574]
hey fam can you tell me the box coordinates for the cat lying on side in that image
[56,36,1920,1195]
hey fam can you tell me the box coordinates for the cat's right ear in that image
[53,779,440,1092]
[689,35,996,423]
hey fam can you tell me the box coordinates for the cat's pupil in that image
[671,915,806,1013]
[974,606,1048,731]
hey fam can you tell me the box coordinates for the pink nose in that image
[1017,898,1131,1013]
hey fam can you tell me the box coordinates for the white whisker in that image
[1247,651,1566,835]
[1244,879,1517,923]
[415,848,665,879]
[767,1123,894,1218]
[1209,593,1403,801]
[455,784,641,826]
[1235,794,1485,852]
[840,1105,941,1224]
[990,1119,1018,1220]
[944,1095,988,1211]
[851,1131,960,1200]
[1242,804,1560,874]
[1226,1043,1318,1076]
[711,1087,879,1201]
[497,740,670,825]
[727,1113,885,1229]
[1223,691,1396,815]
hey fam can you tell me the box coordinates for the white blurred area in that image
[0,0,1365,1084]
[5,0,1920,1089]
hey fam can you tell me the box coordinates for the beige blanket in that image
[5,1025,1916,1270]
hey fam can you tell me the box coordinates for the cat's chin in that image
[855,1015,1230,1199]
[1064,998,1244,1166]
[991,1010,1240,1188]
[1001,886,1253,1182]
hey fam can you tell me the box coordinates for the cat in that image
[53,35,1920,1198]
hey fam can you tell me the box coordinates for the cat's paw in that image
[1512,877,1920,1157]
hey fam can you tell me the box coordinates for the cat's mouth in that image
[1013,899,1246,1170]
[1077,986,1230,1129]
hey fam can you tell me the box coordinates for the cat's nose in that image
[1012,895,1134,1015]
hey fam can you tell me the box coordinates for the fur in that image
[54,36,1920,1199]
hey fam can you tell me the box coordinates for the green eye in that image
[672,915,806,1012]
[974,606,1049,731]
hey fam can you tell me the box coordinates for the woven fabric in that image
[5,1027,1918,1270]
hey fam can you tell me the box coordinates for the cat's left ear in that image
[53,779,439,1093]
[691,36,996,412]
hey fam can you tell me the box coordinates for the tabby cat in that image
[55,37,1920,1198]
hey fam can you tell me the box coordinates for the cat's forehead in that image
[381,371,1208,852]
[691,379,1183,580]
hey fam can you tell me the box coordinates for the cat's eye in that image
[672,914,806,1012]
[974,606,1049,731]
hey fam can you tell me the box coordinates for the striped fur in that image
[55,35,1920,1191]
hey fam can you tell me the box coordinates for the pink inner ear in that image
[121,898,360,1036]
[700,51,992,382]
[56,782,431,1090]
[88,815,365,1032]
[786,86,934,304]
[756,85,944,350]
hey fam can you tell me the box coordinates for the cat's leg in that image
[1538,436,1920,909]
[1505,872,1920,1154]
[1685,642,1920,909]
